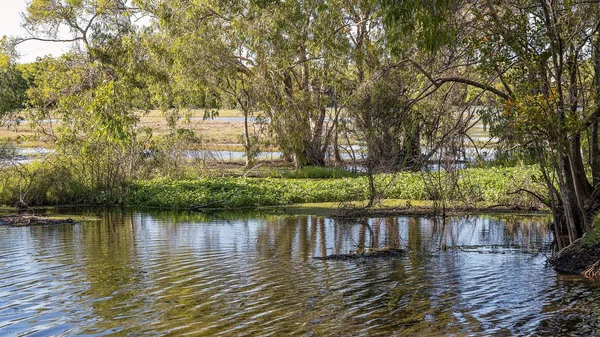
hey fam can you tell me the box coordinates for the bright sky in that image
[0,0,71,63]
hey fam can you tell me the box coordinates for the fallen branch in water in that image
[190,192,235,211]
[313,247,404,260]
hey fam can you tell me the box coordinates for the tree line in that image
[2,0,600,247]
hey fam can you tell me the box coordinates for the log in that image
[313,247,404,261]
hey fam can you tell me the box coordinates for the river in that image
[0,209,599,336]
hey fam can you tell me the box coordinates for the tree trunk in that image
[569,133,593,231]
[294,144,326,167]
[593,34,600,189]
[333,123,342,164]
[404,124,421,170]
[558,150,585,244]
[243,107,254,169]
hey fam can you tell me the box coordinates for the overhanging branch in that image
[408,58,512,101]
[434,77,511,101]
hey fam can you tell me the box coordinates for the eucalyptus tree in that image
[143,0,262,167]
[250,0,354,167]
[146,0,364,167]
[18,0,162,202]
[0,39,28,123]
[384,0,600,247]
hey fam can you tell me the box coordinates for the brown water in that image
[0,210,599,336]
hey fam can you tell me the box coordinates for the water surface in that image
[0,210,599,336]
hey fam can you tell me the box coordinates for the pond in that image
[0,210,599,336]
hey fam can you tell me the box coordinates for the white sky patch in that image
[0,0,71,63]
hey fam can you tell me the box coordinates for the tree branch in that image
[408,58,511,101]
[508,188,550,207]
[14,36,84,45]
[434,77,511,101]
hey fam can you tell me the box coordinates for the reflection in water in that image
[0,210,598,336]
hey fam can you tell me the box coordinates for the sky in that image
[0,0,71,63]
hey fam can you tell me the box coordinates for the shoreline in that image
[2,199,550,219]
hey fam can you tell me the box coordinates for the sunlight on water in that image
[0,210,598,336]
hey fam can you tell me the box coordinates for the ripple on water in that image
[1,212,599,336]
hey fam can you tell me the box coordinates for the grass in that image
[4,108,256,149]
[277,166,360,179]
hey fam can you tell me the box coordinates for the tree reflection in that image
[0,210,557,336]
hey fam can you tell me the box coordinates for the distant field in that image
[1,109,252,150]
[2,108,494,153]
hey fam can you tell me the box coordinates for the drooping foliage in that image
[15,0,170,201]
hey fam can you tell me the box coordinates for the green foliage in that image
[0,148,538,209]
[581,217,600,247]
[0,141,17,160]
[280,166,360,179]
[148,0,384,167]
[122,165,544,209]
[382,0,459,53]
[0,39,28,120]
[0,158,89,206]
[473,148,538,168]
[348,67,428,171]
[139,128,204,179]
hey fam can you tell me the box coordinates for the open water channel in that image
[0,209,599,336]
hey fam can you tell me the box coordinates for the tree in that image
[383,0,600,248]
[146,0,370,168]
[142,0,262,167]
[18,0,166,202]
[0,38,28,122]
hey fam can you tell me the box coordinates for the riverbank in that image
[0,164,545,211]
[548,224,600,279]
[272,200,546,218]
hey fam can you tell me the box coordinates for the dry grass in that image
[4,108,494,152]
[3,109,256,149]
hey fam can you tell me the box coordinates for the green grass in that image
[123,165,545,209]
[278,166,360,179]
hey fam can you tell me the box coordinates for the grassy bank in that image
[123,165,544,210]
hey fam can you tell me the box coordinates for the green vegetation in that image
[0,151,542,211]
[4,0,600,255]
[278,166,360,179]
[581,217,600,248]
[0,38,27,121]
[123,165,543,210]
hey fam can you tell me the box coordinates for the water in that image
[191,116,262,123]
[190,116,339,123]
[0,147,55,165]
[0,210,599,336]
[184,149,284,161]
